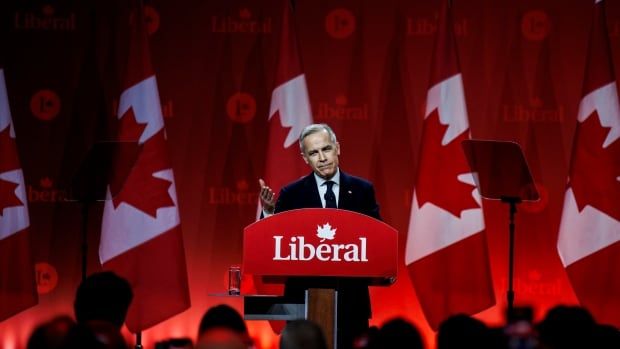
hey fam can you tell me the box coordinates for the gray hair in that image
[298,123,338,153]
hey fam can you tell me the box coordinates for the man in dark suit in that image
[259,123,381,349]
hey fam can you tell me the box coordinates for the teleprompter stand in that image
[461,139,539,318]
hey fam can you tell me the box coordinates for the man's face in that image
[301,130,340,179]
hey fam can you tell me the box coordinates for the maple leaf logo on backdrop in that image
[316,223,336,242]
[110,107,175,218]
[415,110,479,217]
[569,111,620,221]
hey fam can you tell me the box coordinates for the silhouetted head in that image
[375,318,423,349]
[27,315,76,349]
[74,271,133,329]
[27,316,128,349]
[592,324,620,349]
[437,314,490,349]
[197,327,247,349]
[198,304,252,348]
[280,319,328,349]
[198,304,248,338]
[537,305,597,349]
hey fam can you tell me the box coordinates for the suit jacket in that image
[273,171,381,319]
[274,171,381,220]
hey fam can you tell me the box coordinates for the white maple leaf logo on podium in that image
[316,223,336,242]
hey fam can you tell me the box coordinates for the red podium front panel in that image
[243,208,398,281]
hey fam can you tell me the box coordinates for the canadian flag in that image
[263,0,313,194]
[405,0,494,329]
[0,68,38,321]
[557,0,620,327]
[99,2,190,332]
[249,0,313,297]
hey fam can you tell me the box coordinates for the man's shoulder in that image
[280,171,375,192]
[341,171,374,189]
[281,173,315,192]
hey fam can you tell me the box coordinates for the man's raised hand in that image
[258,178,275,214]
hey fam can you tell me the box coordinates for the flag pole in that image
[135,332,142,349]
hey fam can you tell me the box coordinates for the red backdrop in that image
[1,0,619,348]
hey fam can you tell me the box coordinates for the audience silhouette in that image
[73,271,133,329]
[24,281,620,349]
[280,319,329,349]
[27,315,75,349]
[437,314,492,349]
[536,305,597,349]
[197,304,253,349]
[373,317,424,349]
[196,327,247,349]
[27,315,128,349]
[592,323,620,349]
[198,304,249,338]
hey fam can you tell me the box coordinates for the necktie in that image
[324,181,337,208]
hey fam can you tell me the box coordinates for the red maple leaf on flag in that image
[117,107,147,142]
[110,107,175,218]
[109,107,145,197]
[569,111,620,220]
[0,126,20,173]
[267,112,295,157]
[269,111,293,144]
[0,179,23,216]
[416,109,479,217]
[0,126,23,217]
[264,112,302,189]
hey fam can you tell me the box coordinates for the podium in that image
[242,208,398,349]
